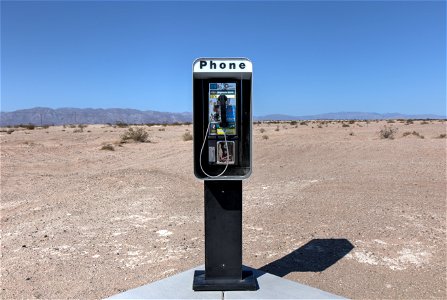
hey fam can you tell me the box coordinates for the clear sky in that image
[1,0,446,116]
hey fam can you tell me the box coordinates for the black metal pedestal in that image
[193,180,257,291]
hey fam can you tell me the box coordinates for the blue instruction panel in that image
[208,82,237,136]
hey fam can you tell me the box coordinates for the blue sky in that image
[1,1,445,116]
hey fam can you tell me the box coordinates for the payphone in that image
[192,58,256,291]
[193,58,252,180]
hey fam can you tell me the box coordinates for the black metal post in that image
[193,180,257,291]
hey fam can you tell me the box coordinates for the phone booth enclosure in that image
[193,58,252,180]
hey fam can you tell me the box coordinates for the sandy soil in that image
[1,120,446,299]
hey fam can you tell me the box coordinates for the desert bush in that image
[275,126,280,132]
[121,127,149,143]
[68,124,76,128]
[23,124,35,130]
[420,121,429,125]
[158,128,165,131]
[78,124,88,129]
[342,123,350,127]
[1,129,15,134]
[259,128,266,133]
[379,126,397,139]
[100,144,115,151]
[116,121,129,128]
[405,119,414,125]
[262,135,269,140]
[290,121,297,125]
[349,132,354,136]
[182,132,193,141]
[436,133,446,138]
[73,128,83,133]
[387,120,395,123]
[402,131,424,138]
[348,120,355,124]
[300,121,308,126]
[413,131,424,139]
[317,124,323,128]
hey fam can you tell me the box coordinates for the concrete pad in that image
[106,265,345,299]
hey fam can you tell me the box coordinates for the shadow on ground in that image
[260,238,354,277]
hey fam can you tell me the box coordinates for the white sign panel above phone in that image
[193,59,252,73]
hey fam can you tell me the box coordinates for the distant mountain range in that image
[255,112,445,121]
[0,107,192,126]
[0,107,444,126]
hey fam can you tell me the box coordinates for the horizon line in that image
[0,106,445,117]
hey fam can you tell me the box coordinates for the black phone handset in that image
[218,94,228,128]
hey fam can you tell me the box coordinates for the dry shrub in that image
[121,127,149,143]
[403,131,424,139]
[348,120,355,124]
[275,126,280,132]
[436,133,446,138]
[290,121,297,125]
[23,124,35,130]
[158,128,165,131]
[349,132,354,136]
[73,128,83,133]
[182,132,193,141]
[342,123,350,127]
[420,121,429,125]
[116,121,129,128]
[379,126,397,139]
[387,120,395,123]
[101,144,115,151]
[262,135,269,140]
[405,119,414,125]
[300,121,308,126]
[259,128,266,133]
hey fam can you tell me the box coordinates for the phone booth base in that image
[192,270,257,291]
[192,180,257,291]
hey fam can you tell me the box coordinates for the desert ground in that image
[0,120,446,299]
